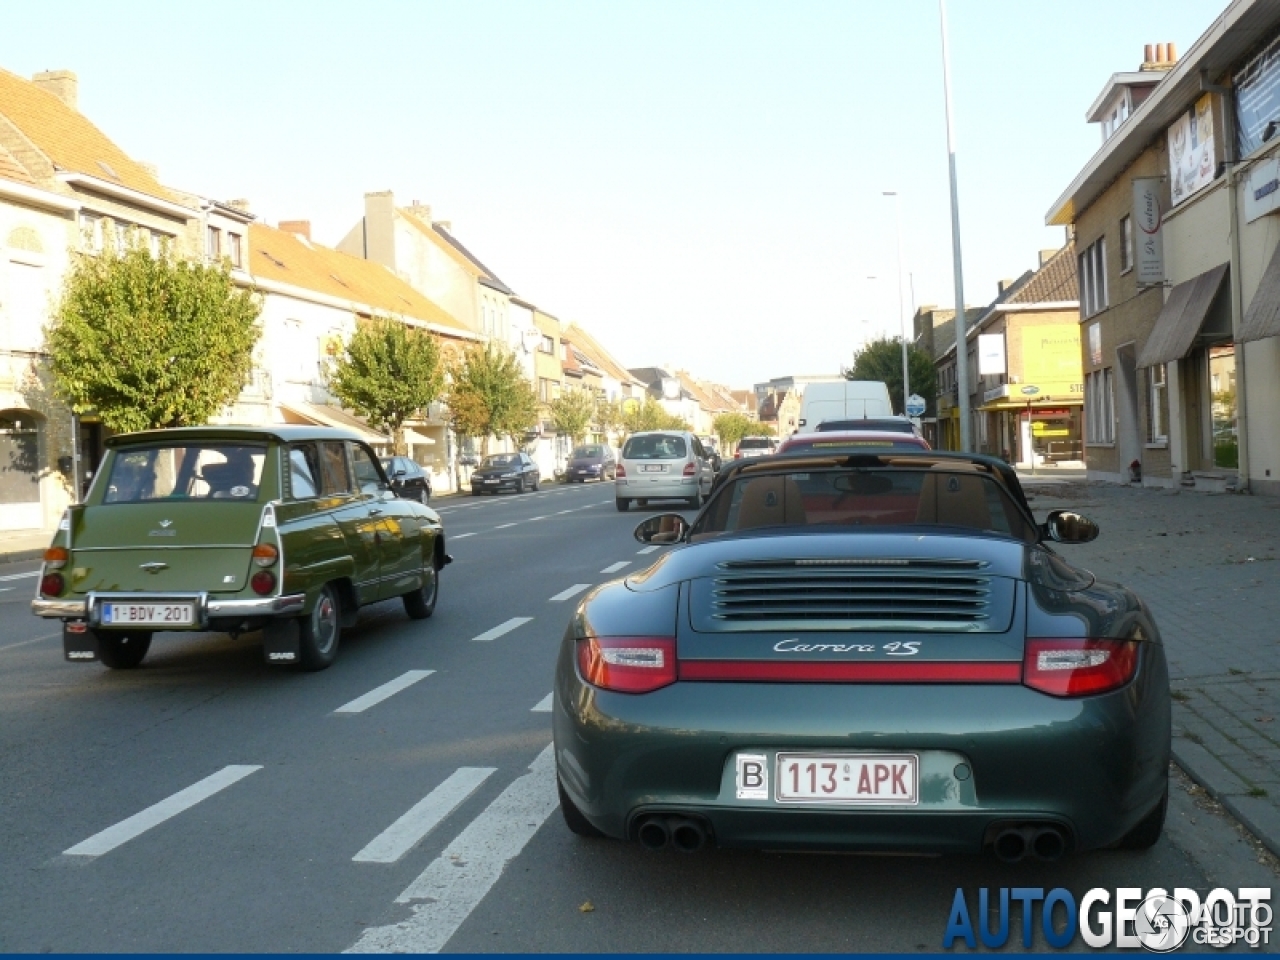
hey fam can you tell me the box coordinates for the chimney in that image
[364,190,396,267]
[1168,42,1178,63]
[1144,44,1154,64]
[32,70,77,110]
[279,220,311,241]
[1141,42,1178,72]
[997,277,1017,295]
[1038,248,1059,267]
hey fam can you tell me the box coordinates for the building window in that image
[112,220,130,250]
[539,334,554,354]
[1119,216,1132,273]
[227,232,243,268]
[206,226,221,259]
[1086,368,1115,443]
[1078,237,1108,317]
[79,213,103,253]
[1147,364,1167,443]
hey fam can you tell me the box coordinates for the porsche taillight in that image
[576,637,677,693]
[1022,639,1139,697]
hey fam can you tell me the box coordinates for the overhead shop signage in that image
[977,334,1006,375]
[1235,32,1280,159]
[1245,155,1280,223]
[1132,177,1165,284]
[1167,94,1216,207]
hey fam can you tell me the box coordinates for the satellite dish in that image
[660,377,681,400]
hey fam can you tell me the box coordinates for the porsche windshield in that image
[692,465,1036,542]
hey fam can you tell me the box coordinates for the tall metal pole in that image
[883,191,910,416]
[939,0,971,451]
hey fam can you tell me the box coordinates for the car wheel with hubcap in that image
[558,776,604,838]
[1115,783,1167,850]
[403,562,438,620]
[531,474,539,491]
[615,498,630,512]
[418,487,429,504]
[299,585,341,671]
[96,630,152,669]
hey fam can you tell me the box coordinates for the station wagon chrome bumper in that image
[32,592,307,623]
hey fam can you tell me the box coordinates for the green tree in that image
[47,243,261,433]
[595,397,625,442]
[446,342,539,452]
[843,337,937,417]
[328,316,444,454]
[713,411,758,448]
[547,387,597,444]
[621,395,688,435]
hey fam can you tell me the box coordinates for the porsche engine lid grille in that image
[693,558,1012,633]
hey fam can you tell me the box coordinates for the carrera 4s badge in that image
[772,639,922,656]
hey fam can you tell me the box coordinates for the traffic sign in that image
[905,394,926,417]
[1020,385,1041,396]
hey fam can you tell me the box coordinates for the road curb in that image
[1171,745,1280,860]
[0,547,44,566]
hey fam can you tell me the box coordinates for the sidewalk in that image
[1025,478,1280,856]
[0,529,49,565]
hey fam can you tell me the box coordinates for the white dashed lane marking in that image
[494,523,517,530]
[0,570,38,582]
[547,583,591,603]
[469,617,533,643]
[450,532,476,540]
[600,561,630,574]
[335,670,435,715]
[637,546,660,555]
[64,765,263,858]
[346,745,559,954]
[531,693,553,712]
[353,768,496,864]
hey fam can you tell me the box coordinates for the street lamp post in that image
[882,191,910,417]
[939,0,971,451]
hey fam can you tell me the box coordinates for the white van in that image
[796,380,893,432]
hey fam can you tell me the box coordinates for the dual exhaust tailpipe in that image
[636,814,709,853]
[993,824,1068,863]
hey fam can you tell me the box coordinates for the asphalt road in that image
[0,480,1274,953]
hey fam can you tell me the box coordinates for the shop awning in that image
[1137,263,1228,367]
[1239,243,1280,343]
[278,402,387,445]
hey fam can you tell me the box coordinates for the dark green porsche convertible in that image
[552,451,1171,860]
[32,426,447,671]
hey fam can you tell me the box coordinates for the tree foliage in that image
[547,387,597,444]
[595,397,625,441]
[713,412,757,448]
[620,396,689,436]
[47,243,261,433]
[844,337,937,417]
[446,342,539,451]
[328,316,445,454]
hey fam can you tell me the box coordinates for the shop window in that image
[1147,364,1167,442]
[1209,345,1237,469]
[1086,369,1115,443]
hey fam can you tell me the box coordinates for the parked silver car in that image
[615,431,714,511]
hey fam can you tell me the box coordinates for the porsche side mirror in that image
[1043,509,1099,544]
[634,513,689,544]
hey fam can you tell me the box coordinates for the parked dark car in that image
[470,452,540,494]
[697,436,723,473]
[380,456,432,503]
[566,444,616,482]
[553,451,1171,859]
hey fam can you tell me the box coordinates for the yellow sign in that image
[1020,327,1081,395]
[1033,427,1070,437]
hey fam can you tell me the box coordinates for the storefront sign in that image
[1245,154,1280,223]
[1021,327,1082,396]
[1132,177,1165,284]
[977,334,1006,375]
[1167,94,1217,207]
[1235,32,1280,158]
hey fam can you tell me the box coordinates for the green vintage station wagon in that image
[32,425,449,671]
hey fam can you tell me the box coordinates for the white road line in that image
[335,670,435,715]
[526,515,547,522]
[601,561,630,574]
[0,632,56,654]
[547,584,591,603]
[468,617,532,643]
[64,765,262,858]
[637,546,660,554]
[353,768,496,864]
[0,570,38,582]
[531,693,553,712]
[555,509,574,515]
[494,523,517,530]
[346,744,558,954]
[450,532,476,540]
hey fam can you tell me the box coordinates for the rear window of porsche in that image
[103,444,266,503]
[623,435,687,460]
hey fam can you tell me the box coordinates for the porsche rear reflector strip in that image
[677,660,1021,683]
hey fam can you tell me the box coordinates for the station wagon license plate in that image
[775,752,918,805]
[102,602,195,626]
[640,464,667,472]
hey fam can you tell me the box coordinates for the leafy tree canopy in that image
[446,342,539,451]
[47,243,261,433]
[843,337,937,417]
[620,395,689,436]
[712,411,773,448]
[328,316,444,454]
[547,387,597,444]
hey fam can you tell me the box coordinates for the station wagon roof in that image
[105,425,373,448]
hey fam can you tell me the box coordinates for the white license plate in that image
[775,753,918,805]
[102,602,195,626]
[640,464,667,473]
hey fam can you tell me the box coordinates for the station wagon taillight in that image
[682,462,696,476]
[250,570,276,596]
[615,463,626,478]
[252,544,279,567]
[1022,639,1139,697]
[43,547,68,569]
[577,637,677,693]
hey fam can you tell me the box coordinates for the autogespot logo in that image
[943,886,1273,951]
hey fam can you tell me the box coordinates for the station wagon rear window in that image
[103,444,265,503]
[623,434,687,460]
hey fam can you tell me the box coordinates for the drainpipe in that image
[1225,105,1250,493]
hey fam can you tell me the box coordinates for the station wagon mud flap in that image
[261,618,301,665]
[62,621,98,662]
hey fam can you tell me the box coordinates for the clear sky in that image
[2,0,1223,388]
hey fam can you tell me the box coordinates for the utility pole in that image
[883,191,910,415]
[940,0,971,451]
